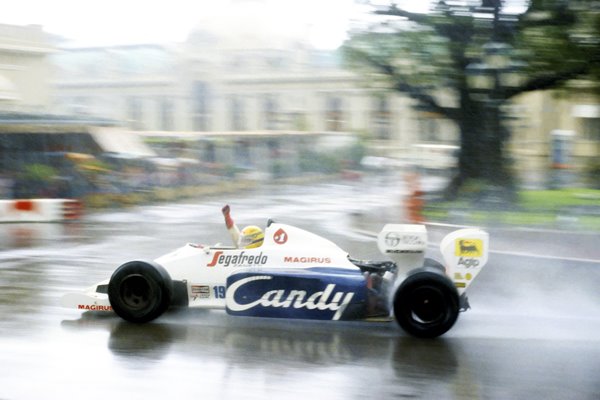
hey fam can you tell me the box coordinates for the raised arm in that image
[222,205,241,248]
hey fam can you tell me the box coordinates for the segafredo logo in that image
[226,275,354,320]
[207,251,268,267]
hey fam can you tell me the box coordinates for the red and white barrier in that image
[0,199,83,222]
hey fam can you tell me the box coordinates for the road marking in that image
[486,248,600,264]
[425,221,600,237]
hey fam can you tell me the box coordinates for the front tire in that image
[108,261,173,323]
[393,268,459,338]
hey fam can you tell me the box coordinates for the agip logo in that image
[455,239,483,257]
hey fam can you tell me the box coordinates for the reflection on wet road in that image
[0,182,599,399]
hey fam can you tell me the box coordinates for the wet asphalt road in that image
[0,180,599,399]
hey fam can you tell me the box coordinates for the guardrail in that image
[0,199,83,222]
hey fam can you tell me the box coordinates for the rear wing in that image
[440,228,489,294]
[377,224,428,275]
[377,224,489,294]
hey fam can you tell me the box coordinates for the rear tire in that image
[393,268,459,338]
[424,257,446,273]
[108,261,173,323]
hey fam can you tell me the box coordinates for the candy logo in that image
[226,275,354,320]
[273,228,288,245]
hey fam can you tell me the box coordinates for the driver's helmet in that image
[240,225,264,249]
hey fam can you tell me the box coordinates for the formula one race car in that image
[61,221,489,338]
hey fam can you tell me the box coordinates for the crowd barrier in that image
[0,199,83,222]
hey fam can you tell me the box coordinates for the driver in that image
[221,205,264,249]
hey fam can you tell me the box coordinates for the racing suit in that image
[222,205,241,248]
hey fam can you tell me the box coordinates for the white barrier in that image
[0,199,83,222]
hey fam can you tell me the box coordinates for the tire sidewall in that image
[108,261,173,323]
[394,269,459,338]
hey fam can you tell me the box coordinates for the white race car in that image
[62,221,489,338]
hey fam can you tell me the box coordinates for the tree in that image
[343,0,600,199]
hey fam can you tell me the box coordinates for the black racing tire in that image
[108,260,173,323]
[423,257,446,273]
[393,268,459,338]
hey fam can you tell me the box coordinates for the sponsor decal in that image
[458,257,480,268]
[78,304,112,311]
[283,256,331,264]
[227,275,355,320]
[454,272,473,281]
[385,249,423,254]
[13,200,37,213]
[385,232,426,247]
[455,239,483,257]
[207,251,269,267]
[191,285,210,299]
[385,232,401,247]
[273,228,288,245]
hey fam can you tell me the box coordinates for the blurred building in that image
[50,14,454,161]
[52,44,183,131]
[509,84,600,184]
[0,23,54,112]
[47,10,599,182]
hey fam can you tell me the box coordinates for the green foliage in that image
[299,150,340,173]
[22,164,56,182]
[585,159,600,188]
[343,1,600,196]
[342,28,455,91]
[344,141,367,169]
[519,188,600,209]
[424,188,600,229]
[298,140,367,173]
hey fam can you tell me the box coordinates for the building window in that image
[326,97,343,131]
[160,98,173,131]
[204,142,216,164]
[580,118,600,141]
[230,97,245,131]
[193,81,210,131]
[264,95,278,130]
[128,97,143,130]
[72,97,89,115]
[419,116,439,142]
[235,139,251,168]
[373,97,391,140]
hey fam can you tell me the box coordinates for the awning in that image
[89,127,157,157]
[0,73,19,101]
[572,104,600,118]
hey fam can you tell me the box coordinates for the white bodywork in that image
[61,222,489,312]
[62,223,357,311]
